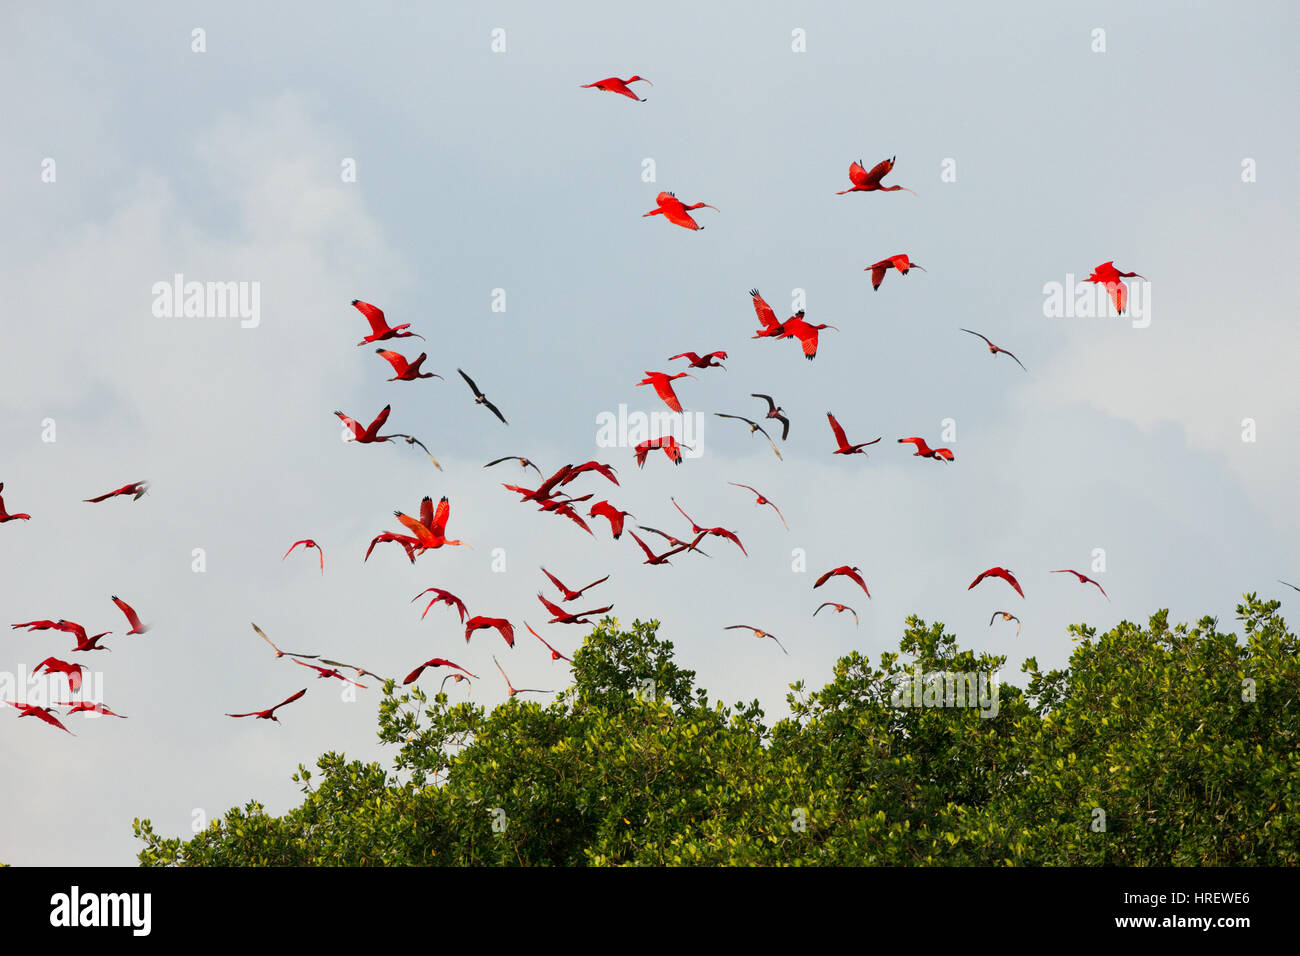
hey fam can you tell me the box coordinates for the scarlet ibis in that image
[750,394,790,441]
[365,531,420,563]
[503,464,574,503]
[33,658,86,693]
[969,567,1025,598]
[670,498,746,555]
[541,567,610,602]
[814,566,871,598]
[814,602,859,626]
[628,529,694,566]
[58,621,113,653]
[375,349,442,382]
[293,658,368,689]
[394,495,470,551]
[588,501,634,539]
[411,587,468,622]
[0,483,30,522]
[837,157,914,196]
[485,456,543,478]
[525,622,573,662]
[251,623,319,660]
[11,620,61,633]
[724,625,787,655]
[897,437,954,461]
[227,688,308,722]
[403,657,477,685]
[1052,569,1109,600]
[457,368,508,424]
[1083,262,1145,314]
[581,75,652,101]
[351,299,423,346]
[492,655,549,698]
[634,436,689,467]
[84,481,148,503]
[960,329,1027,371]
[282,540,324,574]
[560,461,620,487]
[638,371,694,413]
[827,413,881,457]
[537,592,613,625]
[866,255,924,291]
[989,611,1021,635]
[336,407,435,464]
[54,700,127,718]
[5,700,72,734]
[550,501,595,536]
[728,482,787,529]
[465,616,514,648]
[638,526,709,555]
[643,191,718,231]
[750,290,796,339]
[317,657,389,683]
[777,314,838,361]
[107,596,147,636]
[669,351,727,370]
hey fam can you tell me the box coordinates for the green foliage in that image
[135,597,1300,866]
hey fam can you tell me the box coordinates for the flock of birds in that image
[3,73,1153,734]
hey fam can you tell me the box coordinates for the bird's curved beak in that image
[912,264,926,272]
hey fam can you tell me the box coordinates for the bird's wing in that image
[376,349,408,374]
[827,413,849,449]
[750,291,779,329]
[353,299,389,335]
[458,368,483,398]
[483,398,508,424]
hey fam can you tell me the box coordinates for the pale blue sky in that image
[1,1,1297,864]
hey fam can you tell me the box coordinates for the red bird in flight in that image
[561,461,620,487]
[814,566,871,598]
[969,567,1025,599]
[634,436,690,468]
[541,568,610,602]
[375,349,442,382]
[0,483,30,522]
[537,592,613,625]
[828,413,881,457]
[33,658,87,693]
[638,371,694,412]
[627,529,695,566]
[581,75,652,101]
[227,688,308,722]
[293,658,368,689]
[351,299,423,346]
[283,540,324,574]
[750,289,798,339]
[1052,569,1109,600]
[526,622,573,663]
[670,498,747,556]
[777,314,838,361]
[411,587,468,623]
[55,700,127,719]
[588,500,634,539]
[866,255,925,291]
[5,700,72,734]
[837,157,914,195]
[728,482,787,529]
[393,495,470,552]
[669,350,727,370]
[403,657,477,685]
[643,192,718,231]
[465,616,514,648]
[898,437,954,461]
[111,596,147,635]
[84,481,148,503]
[1083,262,1145,314]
